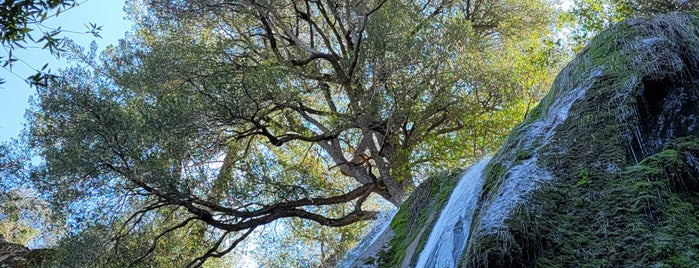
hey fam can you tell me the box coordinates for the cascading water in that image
[475,68,602,236]
[414,157,491,268]
[338,209,397,268]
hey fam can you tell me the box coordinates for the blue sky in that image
[0,0,133,143]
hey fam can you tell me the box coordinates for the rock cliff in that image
[342,13,699,267]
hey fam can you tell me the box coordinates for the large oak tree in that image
[20,0,561,265]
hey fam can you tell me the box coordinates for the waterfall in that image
[338,209,397,268]
[476,68,602,235]
[414,157,491,268]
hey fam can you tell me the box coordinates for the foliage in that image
[0,142,61,248]
[0,189,50,246]
[563,0,699,51]
[11,0,562,265]
[0,0,72,45]
[254,218,368,267]
[45,211,236,267]
[0,0,102,86]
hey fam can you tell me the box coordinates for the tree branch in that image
[128,217,198,267]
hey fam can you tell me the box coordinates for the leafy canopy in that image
[19,0,561,265]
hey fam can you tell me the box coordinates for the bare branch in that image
[186,228,255,268]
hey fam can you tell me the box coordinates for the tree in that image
[0,143,59,247]
[0,189,50,246]
[21,0,560,265]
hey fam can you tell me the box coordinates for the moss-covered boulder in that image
[468,13,699,267]
[340,170,466,268]
[344,13,699,267]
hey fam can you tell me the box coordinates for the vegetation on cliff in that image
[466,13,699,267]
[376,170,463,267]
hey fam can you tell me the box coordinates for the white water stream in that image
[338,209,397,268]
[476,68,603,235]
[338,67,605,267]
[414,157,491,268]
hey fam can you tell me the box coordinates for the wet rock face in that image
[635,76,699,156]
[343,13,699,268]
[465,13,699,267]
[415,158,490,268]
[339,172,466,268]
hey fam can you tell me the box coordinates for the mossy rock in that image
[465,13,699,267]
[348,13,699,268]
[375,170,463,267]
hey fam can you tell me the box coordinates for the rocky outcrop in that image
[340,170,467,267]
[0,236,52,268]
[343,13,699,267]
[466,12,699,267]
[0,236,30,268]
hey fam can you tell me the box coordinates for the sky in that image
[0,0,133,143]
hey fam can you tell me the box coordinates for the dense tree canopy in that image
[10,0,563,265]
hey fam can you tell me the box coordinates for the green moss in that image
[576,168,591,187]
[522,104,544,125]
[490,137,699,267]
[465,14,699,267]
[376,170,463,267]
[480,162,506,200]
[515,149,533,162]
